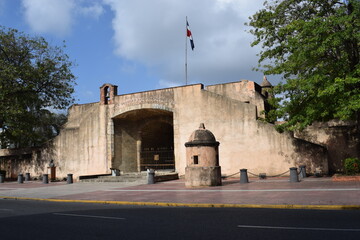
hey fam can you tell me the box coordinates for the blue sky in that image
[0,0,274,104]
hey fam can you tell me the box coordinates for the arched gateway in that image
[112,109,174,172]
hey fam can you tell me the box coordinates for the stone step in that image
[81,175,146,183]
[80,171,178,183]
[98,175,147,179]
[81,177,147,183]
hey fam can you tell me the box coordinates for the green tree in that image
[248,0,360,131]
[0,26,75,148]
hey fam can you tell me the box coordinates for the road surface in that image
[0,199,359,240]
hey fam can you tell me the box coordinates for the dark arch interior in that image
[113,109,174,172]
[141,121,174,150]
[140,121,174,171]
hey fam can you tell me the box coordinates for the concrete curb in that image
[1,196,360,210]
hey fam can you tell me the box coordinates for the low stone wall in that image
[0,148,48,179]
[295,120,360,173]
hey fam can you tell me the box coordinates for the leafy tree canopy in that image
[248,0,360,131]
[0,26,76,148]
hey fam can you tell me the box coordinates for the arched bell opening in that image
[104,86,110,104]
[100,84,118,105]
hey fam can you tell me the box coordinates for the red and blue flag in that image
[187,21,194,50]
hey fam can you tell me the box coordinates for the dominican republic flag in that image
[187,21,195,50]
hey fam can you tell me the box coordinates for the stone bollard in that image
[67,174,73,184]
[240,169,249,184]
[43,174,49,184]
[18,174,24,184]
[289,167,299,183]
[147,169,155,184]
[299,165,306,179]
[0,174,4,183]
[25,172,31,181]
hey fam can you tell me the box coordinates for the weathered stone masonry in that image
[3,78,355,179]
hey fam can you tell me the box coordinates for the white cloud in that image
[103,0,267,86]
[78,2,104,19]
[22,0,75,36]
[21,0,105,36]
[21,0,274,87]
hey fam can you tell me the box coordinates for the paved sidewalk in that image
[1,177,360,209]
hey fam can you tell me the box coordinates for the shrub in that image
[343,157,360,175]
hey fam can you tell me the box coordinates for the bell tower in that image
[100,83,118,105]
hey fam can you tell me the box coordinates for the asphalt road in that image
[0,199,360,240]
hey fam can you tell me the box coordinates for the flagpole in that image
[185,16,188,86]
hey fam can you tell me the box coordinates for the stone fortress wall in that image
[1,78,357,179]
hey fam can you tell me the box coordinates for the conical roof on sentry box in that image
[185,123,219,147]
